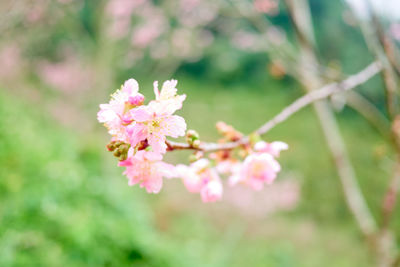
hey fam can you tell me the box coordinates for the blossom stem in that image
[166,61,382,152]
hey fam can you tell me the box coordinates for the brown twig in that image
[166,61,382,152]
[284,0,380,238]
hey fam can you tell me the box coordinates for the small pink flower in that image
[176,159,210,193]
[231,153,281,191]
[120,150,176,193]
[97,79,144,141]
[176,159,223,202]
[128,80,186,154]
[254,141,288,157]
[201,179,223,202]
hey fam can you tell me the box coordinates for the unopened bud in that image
[119,153,128,161]
[128,94,145,106]
[106,142,116,151]
[186,129,199,140]
[113,150,121,157]
[192,139,201,149]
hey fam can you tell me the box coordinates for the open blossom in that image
[230,153,281,191]
[97,79,144,142]
[119,150,176,193]
[176,159,223,202]
[98,78,289,200]
[254,140,288,157]
[128,80,186,154]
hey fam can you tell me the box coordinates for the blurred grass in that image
[1,73,394,266]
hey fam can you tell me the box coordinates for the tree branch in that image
[166,61,382,152]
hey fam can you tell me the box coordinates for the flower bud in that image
[186,129,200,147]
[192,139,201,149]
[113,150,121,157]
[186,129,199,140]
[106,142,116,151]
[128,93,145,106]
[119,153,128,161]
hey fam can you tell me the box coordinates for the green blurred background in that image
[0,0,399,266]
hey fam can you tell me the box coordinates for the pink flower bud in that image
[128,93,145,106]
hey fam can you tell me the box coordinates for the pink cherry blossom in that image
[97,79,144,142]
[176,159,210,192]
[231,153,281,191]
[119,150,176,193]
[254,140,288,157]
[128,80,186,154]
[153,79,186,112]
[201,179,223,202]
[176,159,223,202]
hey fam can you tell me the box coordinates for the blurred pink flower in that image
[131,23,164,48]
[254,141,288,157]
[231,31,259,51]
[201,179,223,202]
[38,57,93,93]
[120,150,176,193]
[171,28,193,58]
[178,0,218,28]
[0,44,22,79]
[253,0,279,15]
[108,17,131,39]
[106,0,144,18]
[230,153,281,191]
[176,159,223,202]
[27,5,45,23]
[106,0,146,39]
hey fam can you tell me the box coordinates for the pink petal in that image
[142,174,163,194]
[127,123,147,147]
[148,132,167,154]
[160,115,186,138]
[130,106,152,122]
[201,179,223,202]
[122,78,139,95]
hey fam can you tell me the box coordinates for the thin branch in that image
[166,61,382,152]
[345,91,391,139]
[280,0,378,238]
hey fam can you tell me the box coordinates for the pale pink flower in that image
[176,159,210,193]
[176,159,223,202]
[178,0,218,28]
[38,57,94,93]
[254,141,288,157]
[131,23,164,48]
[98,79,144,141]
[128,80,186,154]
[216,159,241,175]
[231,153,281,191]
[119,150,176,193]
[201,179,223,202]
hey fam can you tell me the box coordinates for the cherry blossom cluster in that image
[98,78,288,202]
